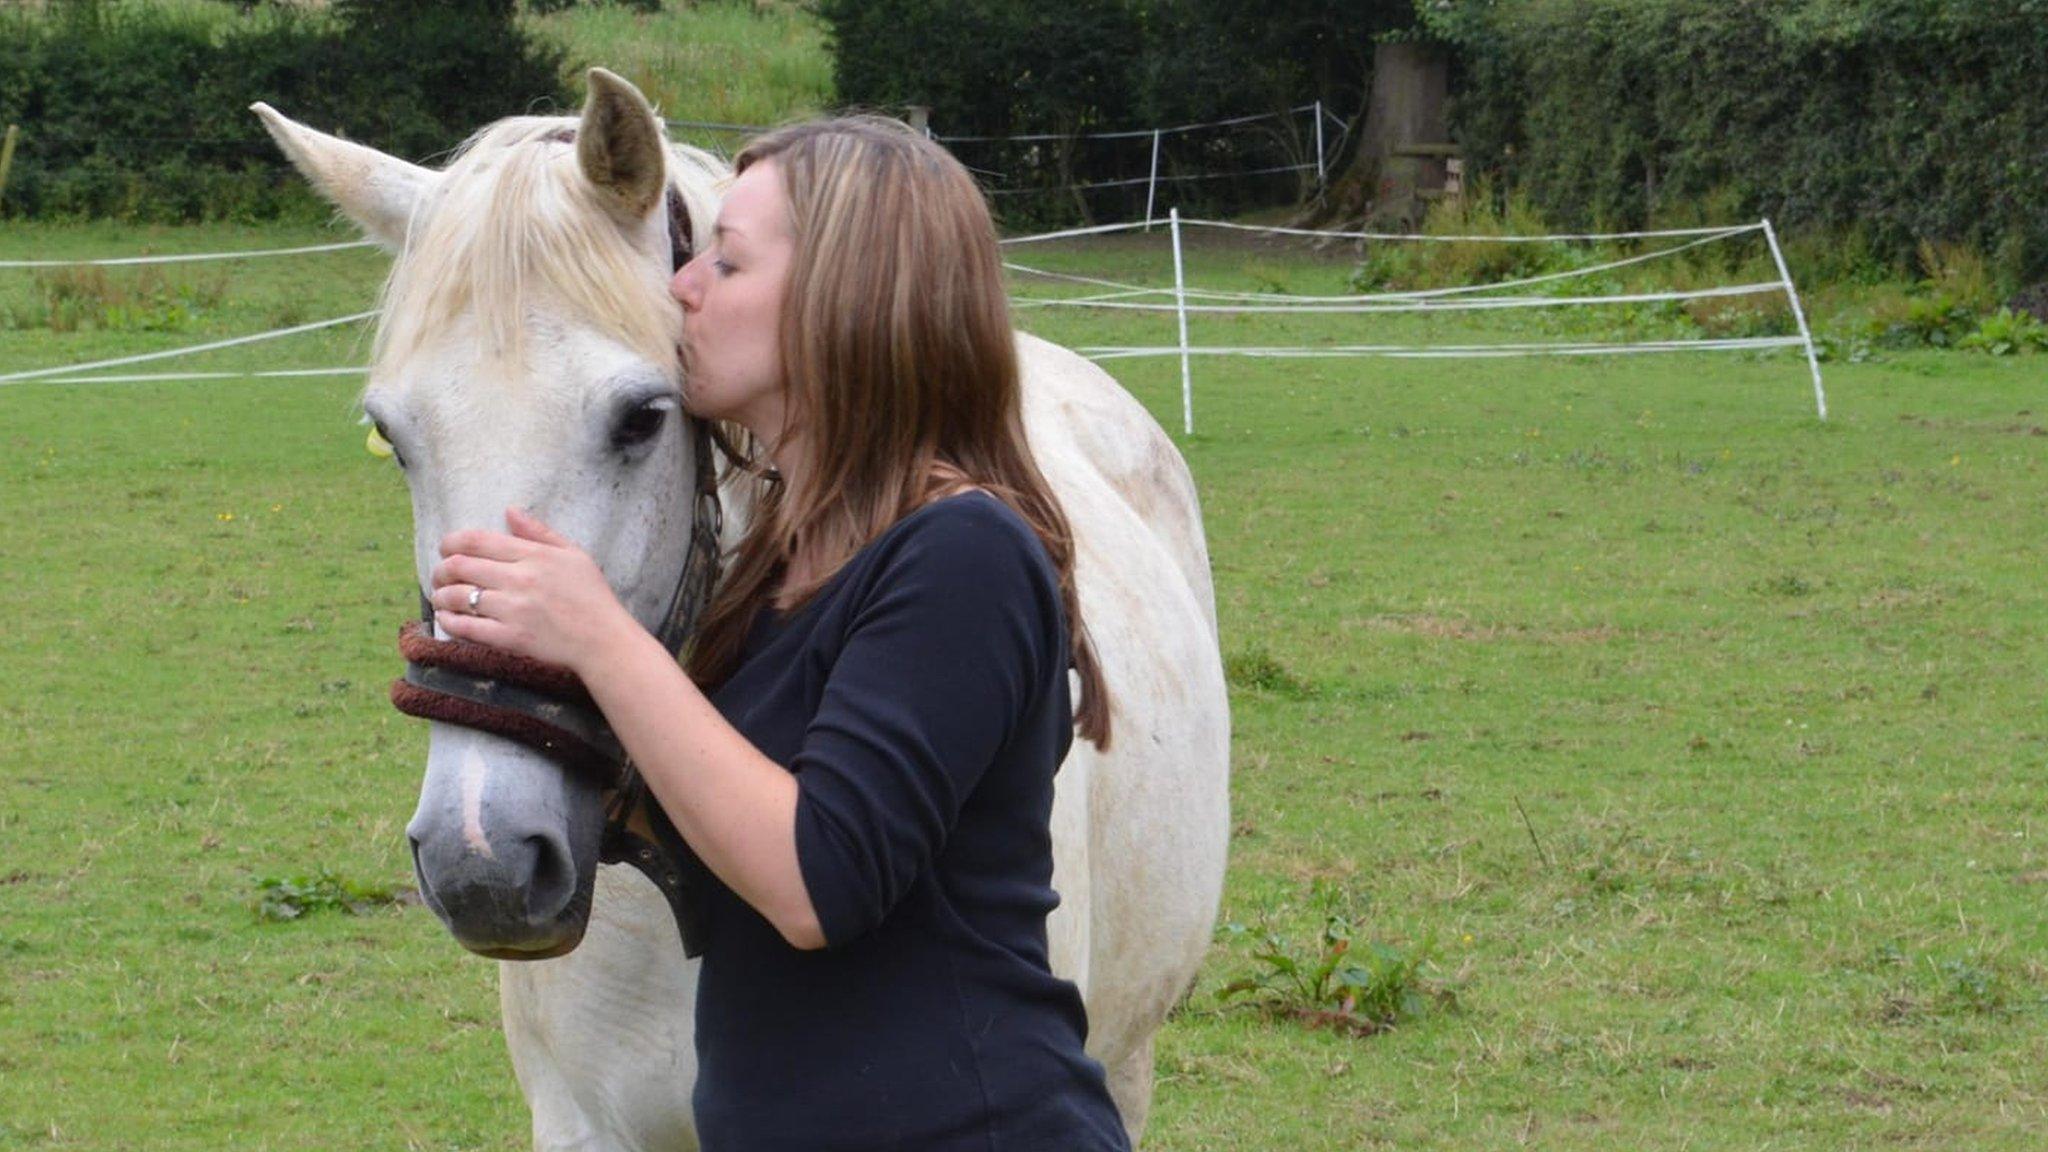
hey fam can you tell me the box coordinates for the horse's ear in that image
[577,68,667,225]
[250,102,434,251]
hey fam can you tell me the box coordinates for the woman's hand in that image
[428,506,638,675]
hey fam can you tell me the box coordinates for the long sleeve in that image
[693,492,1126,1151]
[789,501,1063,948]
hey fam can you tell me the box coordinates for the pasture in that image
[3,217,2046,1150]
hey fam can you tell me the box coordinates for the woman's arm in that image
[430,508,827,951]
[436,500,1057,952]
[579,625,827,950]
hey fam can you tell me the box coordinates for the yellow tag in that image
[366,425,395,459]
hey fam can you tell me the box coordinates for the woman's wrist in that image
[571,599,667,688]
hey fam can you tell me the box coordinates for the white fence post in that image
[1169,207,1194,435]
[1760,218,1827,420]
[1144,129,1162,232]
[1313,100,1326,187]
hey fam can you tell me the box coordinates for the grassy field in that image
[528,0,833,161]
[4,214,2047,1152]
[11,0,832,151]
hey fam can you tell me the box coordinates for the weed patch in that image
[1753,572,1819,598]
[1218,913,1454,1037]
[1871,944,2040,1024]
[2,267,226,334]
[1224,646,1318,699]
[1958,308,2048,356]
[254,869,410,922]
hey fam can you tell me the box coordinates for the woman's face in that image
[671,159,793,444]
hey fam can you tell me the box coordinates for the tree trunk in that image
[1297,41,1449,231]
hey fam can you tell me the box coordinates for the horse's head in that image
[255,71,728,959]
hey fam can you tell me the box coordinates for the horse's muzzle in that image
[408,803,599,960]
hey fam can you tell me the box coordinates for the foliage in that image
[822,0,1407,137]
[1342,181,1799,341]
[1681,292,1795,340]
[1433,0,2048,282]
[526,0,662,12]
[1914,239,2003,314]
[821,0,1141,137]
[318,1,569,160]
[1867,289,1979,349]
[1841,241,2034,350]
[820,0,1411,224]
[528,0,831,138]
[1873,943,2040,1021]
[1218,903,1453,1036]
[0,0,568,222]
[822,0,1148,225]
[1350,177,1570,291]
[1135,0,1405,128]
[254,868,408,921]
[1958,307,2048,354]
[1224,646,1319,699]
[2008,281,2048,323]
[0,265,227,333]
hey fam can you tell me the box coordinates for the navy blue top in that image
[695,492,1131,1152]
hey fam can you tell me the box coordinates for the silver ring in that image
[466,586,484,613]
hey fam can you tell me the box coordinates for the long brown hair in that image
[685,117,1111,749]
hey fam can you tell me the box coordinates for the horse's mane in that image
[372,116,730,383]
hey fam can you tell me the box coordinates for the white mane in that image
[372,116,728,383]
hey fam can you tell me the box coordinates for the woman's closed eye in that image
[713,257,736,277]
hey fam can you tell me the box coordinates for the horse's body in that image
[255,72,1229,1151]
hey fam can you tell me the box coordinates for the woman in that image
[426,117,1132,1151]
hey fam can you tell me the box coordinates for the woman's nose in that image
[669,257,702,312]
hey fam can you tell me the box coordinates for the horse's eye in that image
[369,420,407,469]
[611,400,671,452]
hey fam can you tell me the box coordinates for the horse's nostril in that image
[406,827,435,894]
[522,833,578,924]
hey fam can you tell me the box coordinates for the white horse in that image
[255,70,1229,1151]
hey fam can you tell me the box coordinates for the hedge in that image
[1430,0,2048,279]
[0,2,568,222]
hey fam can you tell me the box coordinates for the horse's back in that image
[1015,332,1217,637]
[1015,331,1230,1122]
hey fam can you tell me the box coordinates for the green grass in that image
[66,0,836,151]
[4,220,2048,1149]
[534,0,833,143]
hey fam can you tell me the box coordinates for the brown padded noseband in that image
[391,621,624,784]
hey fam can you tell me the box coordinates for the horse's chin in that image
[457,913,594,962]
[472,941,584,962]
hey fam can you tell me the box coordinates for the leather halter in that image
[390,180,719,957]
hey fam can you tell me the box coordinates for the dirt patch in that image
[1858,587,1948,611]
[1894,412,2046,436]
[1839,1089,1894,1115]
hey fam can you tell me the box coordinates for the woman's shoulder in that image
[827,490,1060,625]
[873,490,1053,579]
[766,492,1050,632]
